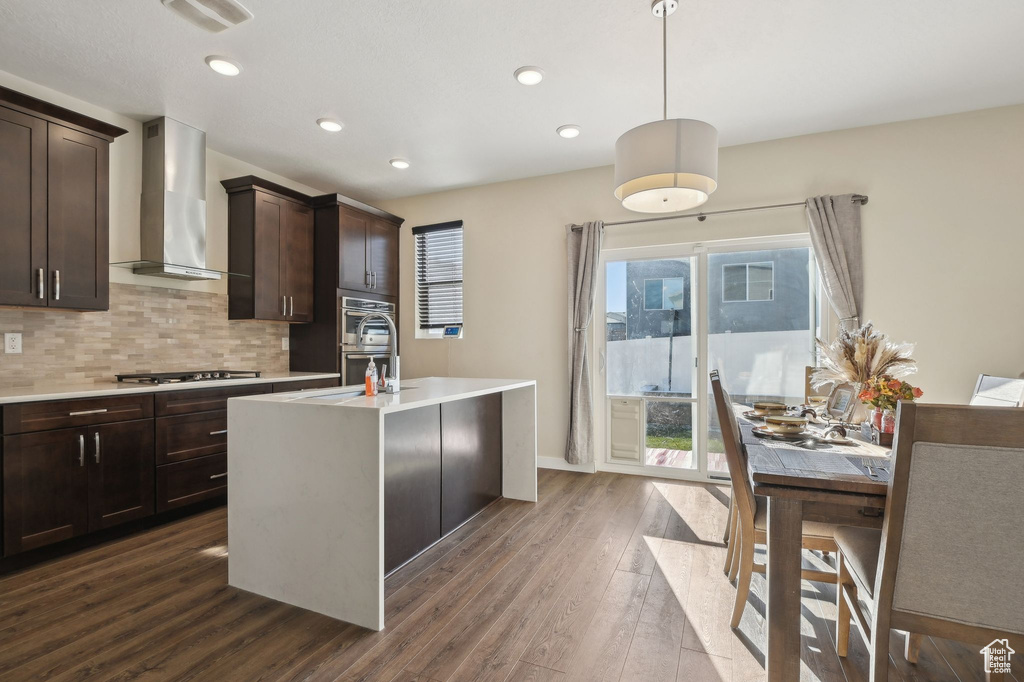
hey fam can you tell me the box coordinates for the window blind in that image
[413,221,463,329]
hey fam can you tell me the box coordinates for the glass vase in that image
[871,407,883,430]
[881,408,896,434]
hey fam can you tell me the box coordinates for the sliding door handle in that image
[37,268,44,299]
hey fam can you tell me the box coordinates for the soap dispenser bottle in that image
[365,358,378,396]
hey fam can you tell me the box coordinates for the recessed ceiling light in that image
[205,55,241,76]
[389,158,410,169]
[557,125,581,139]
[514,66,544,85]
[317,118,344,132]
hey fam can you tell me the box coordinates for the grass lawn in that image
[645,433,725,452]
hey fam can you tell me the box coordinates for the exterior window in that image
[644,277,685,310]
[722,262,773,302]
[413,221,463,331]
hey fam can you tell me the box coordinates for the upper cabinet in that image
[222,177,314,323]
[0,87,126,311]
[314,195,401,298]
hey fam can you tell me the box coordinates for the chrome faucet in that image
[355,313,400,393]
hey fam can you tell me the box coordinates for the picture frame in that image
[825,382,861,423]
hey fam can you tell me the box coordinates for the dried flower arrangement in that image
[859,376,924,411]
[811,322,917,388]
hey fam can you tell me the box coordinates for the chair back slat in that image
[710,371,757,520]
[878,403,1024,637]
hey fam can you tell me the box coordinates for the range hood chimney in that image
[135,117,221,280]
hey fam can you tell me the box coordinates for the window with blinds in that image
[413,220,463,329]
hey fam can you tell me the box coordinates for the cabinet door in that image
[254,191,286,320]
[367,219,399,296]
[88,420,155,530]
[440,394,503,535]
[47,123,109,311]
[337,210,369,291]
[0,106,48,307]
[383,405,441,574]
[2,429,89,556]
[283,200,314,322]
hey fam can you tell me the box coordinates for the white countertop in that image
[233,376,536,413]
[0,372,340,405]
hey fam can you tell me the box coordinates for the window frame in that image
[643,276,686,311]
[413,221,464,339]
[721,261,774,303]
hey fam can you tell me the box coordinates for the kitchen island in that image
[226,376,537,630]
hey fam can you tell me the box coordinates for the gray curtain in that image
[566,221,603,465]
[806,194,863,331]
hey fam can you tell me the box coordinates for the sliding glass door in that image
[598,236,817,481]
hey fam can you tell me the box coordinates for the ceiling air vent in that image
[161,0,253,33]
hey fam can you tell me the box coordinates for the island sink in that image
[226,376,537,630]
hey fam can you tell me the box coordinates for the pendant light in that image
[614,0,718,213]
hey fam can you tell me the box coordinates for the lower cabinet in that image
[156,453,228,512]
[2,419,153,556]
[382,394,503,574]
[383,406,442,574]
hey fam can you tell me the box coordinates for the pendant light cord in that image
[662,3,667,120]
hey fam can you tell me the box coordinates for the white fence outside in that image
[606,330,815,402]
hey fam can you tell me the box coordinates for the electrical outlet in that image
[281,337,289,351]
[5,333,22,354]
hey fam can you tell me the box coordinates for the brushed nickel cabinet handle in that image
[69,408,107,416]
[209,429,228,436]
[37,268,44,299]
[94,432,100,463]
[289,296,294,317]
[54,270,60,301]
[78,434,85,467]
[209,473,227,480]
[282,295,287,317]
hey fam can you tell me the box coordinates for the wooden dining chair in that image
[710,371,839,629]
[834,402,1024,681]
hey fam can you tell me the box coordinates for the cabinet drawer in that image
[272,378,338,393]
[156,454,227,512]
[155,384,268,416]
[155,410,227,465]
[3,394,154,435]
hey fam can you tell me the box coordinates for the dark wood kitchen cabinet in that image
[383,405,442,574]
[312,195,402,297]
[2,428,90,555]
[222,177,314,323]
[88,420,155,530]
[440,394,503,535]
[0,87,126,311]
[2,418,153,556]
[381,395,503,574]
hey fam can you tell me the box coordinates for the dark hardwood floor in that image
[0,469,1004,681]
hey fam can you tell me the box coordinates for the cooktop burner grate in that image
[115,370,261,384]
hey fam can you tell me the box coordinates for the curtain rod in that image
[572,194,868,230]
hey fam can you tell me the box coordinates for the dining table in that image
[734,405,891,682]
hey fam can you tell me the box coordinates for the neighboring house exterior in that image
[616,250,812,340]
[606,312,626,341]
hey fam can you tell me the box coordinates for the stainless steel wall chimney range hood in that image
[118,117,224,280]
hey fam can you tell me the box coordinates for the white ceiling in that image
[2,0,1023,202]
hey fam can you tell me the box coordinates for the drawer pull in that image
[69,408,108,417]
[209,473,228,480]
[209,429,228,436]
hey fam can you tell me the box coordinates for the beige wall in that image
[381,104,1024,460]
[0,69,328,296]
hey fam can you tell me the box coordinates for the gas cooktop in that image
[115,370,261,385]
